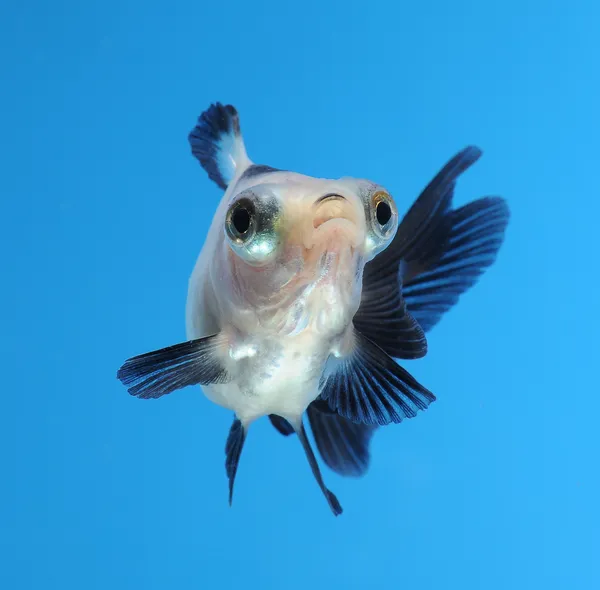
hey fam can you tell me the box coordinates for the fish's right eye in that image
[224,192,282,265]
[232,207,251,234]
[227,198,256,243]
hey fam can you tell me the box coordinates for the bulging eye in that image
[362,189,398,257]
[371,191,397,238]
[227,198,256,243]
[224,191,281,265]
[376,199,392,226]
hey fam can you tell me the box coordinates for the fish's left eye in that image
[376,199,392,226]
[224,192,282,265]
[363,189,398,257]
[370,191,397,238]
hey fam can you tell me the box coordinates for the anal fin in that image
[268,414,295,436]
[307,400,377,478]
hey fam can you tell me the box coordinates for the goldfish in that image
[117,103,509,516]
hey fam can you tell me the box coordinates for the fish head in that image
[218,172,399,335]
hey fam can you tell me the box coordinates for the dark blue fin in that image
[225,418,247,506]
[188,103,250,190]
[268,414,295,436]
[357,147,481,358]
[396,146,483,273]
[307,400,377,477]
[295,422,343,516]
[320,330,436,426]
[362,146,482,294]
[358,146,509,351]
[352,280,427,360]
[403,196,510,331]
[116,334,230,399]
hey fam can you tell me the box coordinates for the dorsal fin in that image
[188,103,252,190]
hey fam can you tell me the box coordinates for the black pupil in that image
[376,201,392,226]
[232,207,251,234]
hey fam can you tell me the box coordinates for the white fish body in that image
[185,171,373,425]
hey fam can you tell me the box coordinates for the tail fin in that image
[402,196,509,331]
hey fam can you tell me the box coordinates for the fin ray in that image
[353,283,427,360]
[116,334,230,399]
[320,331,436,426]
[403,197,510,331]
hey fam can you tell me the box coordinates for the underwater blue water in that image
[1,0,599,588]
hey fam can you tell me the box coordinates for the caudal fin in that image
[402,196,510,331]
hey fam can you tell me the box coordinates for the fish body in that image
[118,103,510,516]
[186,172,385,424]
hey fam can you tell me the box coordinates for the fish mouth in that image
[310,215,362,288]
[310,195,363,248]
[313,194,348,229]
[313,218,360,248]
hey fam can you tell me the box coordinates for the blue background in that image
[2,0,598,588]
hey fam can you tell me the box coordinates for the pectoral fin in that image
[319,330,436,426]
[116,334,230,399]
